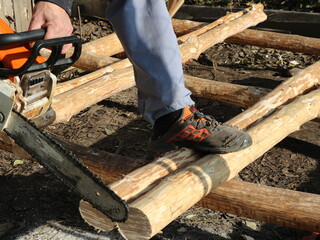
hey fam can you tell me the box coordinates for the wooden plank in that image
[175,5,320,37]
[12,0,33,32]
[0,0,15,30]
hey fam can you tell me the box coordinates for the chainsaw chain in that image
[4,109,128,222]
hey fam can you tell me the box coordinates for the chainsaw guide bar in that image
[4,110,129,222]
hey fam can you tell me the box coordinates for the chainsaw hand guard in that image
[0,29,82,77]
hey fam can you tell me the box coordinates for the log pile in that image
[2,3,320,239]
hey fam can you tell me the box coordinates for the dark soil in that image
[0,16,319,240]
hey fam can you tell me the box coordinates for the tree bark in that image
[116,87,320,240]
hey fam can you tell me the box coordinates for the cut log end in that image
[79,200,116,232]
[117,207,152,240]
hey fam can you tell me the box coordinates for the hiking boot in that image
[149,106,252,153]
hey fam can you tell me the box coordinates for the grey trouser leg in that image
[106,0,194,124]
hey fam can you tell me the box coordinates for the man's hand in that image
[29,1,73,53]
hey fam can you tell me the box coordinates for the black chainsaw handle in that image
[0,32,82,76]
[0,29,46,47]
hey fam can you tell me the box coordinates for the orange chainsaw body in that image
[0,18,45,79]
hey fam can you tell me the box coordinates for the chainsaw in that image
[0,18,128,222]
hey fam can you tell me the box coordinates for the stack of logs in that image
[1,3,320,239]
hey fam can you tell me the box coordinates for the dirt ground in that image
[0,17,320,240]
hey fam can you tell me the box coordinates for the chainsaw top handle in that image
[0,28,82,77]
[0,29,47,47]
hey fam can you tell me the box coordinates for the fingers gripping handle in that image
[0,29,82,76]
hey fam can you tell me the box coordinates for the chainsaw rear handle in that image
[0,30,81,76]
[0,29,46,47]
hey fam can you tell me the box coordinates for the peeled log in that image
[198,180,320,233]
[79,148,204,231]
[168,0,185,17]
[82,33,123,57]
[173,18,320,56]
[177,9,246,43]
[52,67,135,123]
[184,75,270,108]
[179,4,267,63]
[230,61,320,129]
[225,29,320,56]
[54,58,132,96]
[117,87,320,240]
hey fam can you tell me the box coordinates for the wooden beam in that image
[7,125,318,234]
[62,5,262,72]
[67,14,320,72]
[117,86,320,240]
[80,178,320,233]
